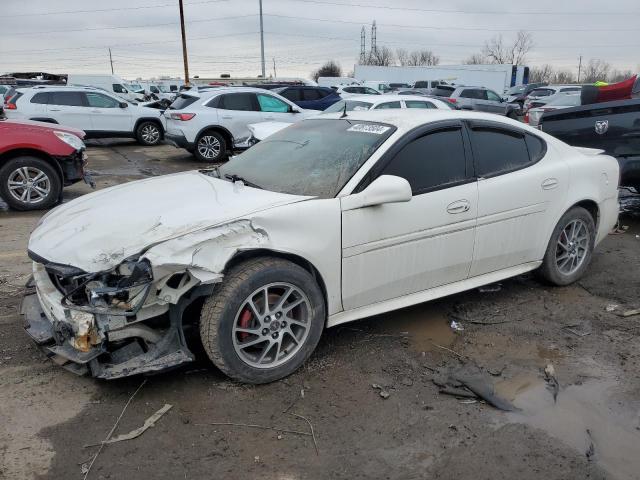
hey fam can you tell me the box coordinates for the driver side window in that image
[380,128,468,194]
[486,90,502,102]
[257,94,290,113]
[86,93,120,108]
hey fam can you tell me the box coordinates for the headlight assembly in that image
[54,130,86,151]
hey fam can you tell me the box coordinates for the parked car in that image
[438,86,520,117]
[526,94,581,127]
[22,109,619,382]
[67,74,145,103]
[247,95,455,143]
[335,85,382,96]
[362,81,393,93]
[163,87,315,162]
[388,83,412,91]
[3,86,164,146]
[272,86,341,110]
[0,119,91,210]
[503,82,548,107]
[523,85,583,112]
[540,98,640,191]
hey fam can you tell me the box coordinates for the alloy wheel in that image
[141,124,160,144]
[7,167,51,205]
[197,135,221,160]
[232,283,311,369]
[556,219,590,275]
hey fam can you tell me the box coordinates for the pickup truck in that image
[540,98,640,191]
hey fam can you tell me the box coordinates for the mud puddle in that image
[369,303,456,352]
[496,374,640,480]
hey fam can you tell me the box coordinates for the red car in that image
[0,119,92,210]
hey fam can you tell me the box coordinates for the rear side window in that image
[30,92,50,104]
[302,89,322,101]
[279,88,301,101]
[525,134,547,163]
[343,87,357,93]
[49,92,85,107]
[460,89,485,100]
[470,127,534,177]
[374,101,401,109]
[86,93,120,108]
[405,100,436,109]
[381,128,468,194]
[170,94,198,110]
[486,90,502,102]
[432,86,455,97]
[219,93,258,111]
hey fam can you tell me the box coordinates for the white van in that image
[317,76,360,88]
[66,74,145,102]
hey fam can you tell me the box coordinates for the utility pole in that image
[108,48,114,74]
[360,27,366,64]
[577,55,582,82]
[272,57,277,78]
[178,0,190,86]
[259,0,266,78]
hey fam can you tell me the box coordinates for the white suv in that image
[164,87,314,161]
[4,86,165,146]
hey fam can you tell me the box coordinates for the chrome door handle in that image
[542,178,559,190]
[447,200,470,214]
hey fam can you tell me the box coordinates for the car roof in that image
[194,86,277,98]
[312,109,527,135]
[15,85,106,93]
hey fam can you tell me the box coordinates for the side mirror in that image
[342,175,412,211]
[289,106,301,113]
[119,102,128,108]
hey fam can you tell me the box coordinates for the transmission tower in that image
[370,20,377,56]
[360,26,366,64]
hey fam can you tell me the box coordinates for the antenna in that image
[340,101,348,118]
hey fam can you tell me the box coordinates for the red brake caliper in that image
[238,307,253,341]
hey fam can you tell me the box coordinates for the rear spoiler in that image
[574,147,605,156]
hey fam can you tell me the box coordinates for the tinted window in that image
[381,128,467,193]
[470,127,532,176]
[530,88,554,97]
[86,92,120,108]
[486,90,502,102]
[374,101,401,109]
[460,89,485,100]
[278,88,301,101]
[432,86,455,97]
[525,134,546,162]
[169,94,198,110]
[257,94,289,112]
[113,84,126,93]
[365,87,380,94]
[414,81,429,88]
[405,100,436,109]
[150,86,159,93]
[302,89,322,101]
[343,87,357,93]
[49,91,85,107]
[30,92,50,104]
[220,93,257,111]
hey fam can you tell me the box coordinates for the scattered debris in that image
[300,388,305,399]
[430,342,467,360]
[562,325,592,337]
[84,404,172,447]
[400,376,414,387]
[380,390,390,399]
[254,455,261,463]
[544,363,560,402]
[82,379,147,480]
[438,387,478,399]
[449,320,464,332]
[605,304,619,312]
[459,399,478,405]
[478,284,502,293]
[195,422,311,437]
[585,429,595,460]
[618,308,640,318]
[277,434,283,440]
[290,413,319,455]
[456,375,518,412]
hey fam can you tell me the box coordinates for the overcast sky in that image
[1,0,638,81]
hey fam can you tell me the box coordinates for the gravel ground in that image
[0,139,639,480]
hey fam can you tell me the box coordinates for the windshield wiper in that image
[224,174,262,189]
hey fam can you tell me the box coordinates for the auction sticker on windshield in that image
[347,124,391,135]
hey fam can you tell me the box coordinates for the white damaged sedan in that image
[22,110,619,383]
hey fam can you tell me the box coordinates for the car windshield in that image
[530,88,555,97]
[546,94,582,106]
[157,85,172,93]
[217,119,395,198]
[324,100,374,113]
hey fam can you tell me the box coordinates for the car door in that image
[85,92,133,132]
[485,90,506,114]
[214,92,262,146]
[373,101,402,110]
[467,121,569,277]
[257,93,300,123]
[403,100,437,109]
[341,122,478,310]
[46,91,92,130]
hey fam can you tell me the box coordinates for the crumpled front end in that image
[21,219,269,379]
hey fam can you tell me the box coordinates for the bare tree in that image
[582,59,611,83]
[553,70,575,84]
[363,46,395,66]
[464,53,487,65]
[407,49,440,66]
[529,64,554,83]
[481,30,533,65]
[608,69,634,83]
[311,60,342,81]
[396,48,409,66]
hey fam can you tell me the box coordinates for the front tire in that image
[0,157,61,211]
[195,130,227,162]
[199,257,325,384]
[136,121,162,146]
[537,207,596,286]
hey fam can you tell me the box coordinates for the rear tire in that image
[537,207,596,286]
[194,130,227,162]
[0,156,61,211]
[199,257,325,384]
[136,121,162,146]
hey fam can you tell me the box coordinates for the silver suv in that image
[439,86,519,118]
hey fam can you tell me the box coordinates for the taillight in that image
[523,112,529,123]
[169,112,195,121]
[447,98,457,103]
[6,103,16,110]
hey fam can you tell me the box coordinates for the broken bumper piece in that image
[21,285,202,380]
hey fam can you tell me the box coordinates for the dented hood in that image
[28,170,309,272]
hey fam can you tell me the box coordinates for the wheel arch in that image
[224,248,329,318]
[0,148,64,182]
[567,198,600,229]
[196,125,234,150]
[134,117,165,135]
